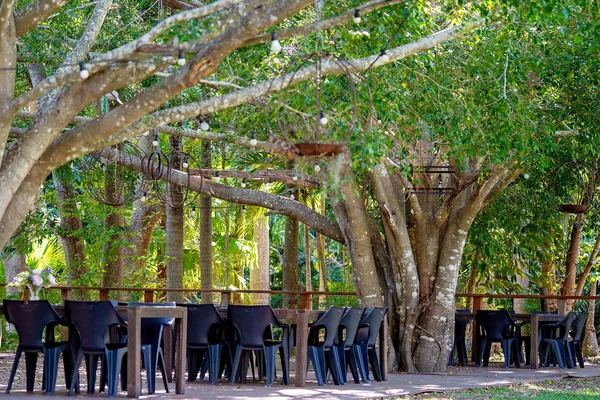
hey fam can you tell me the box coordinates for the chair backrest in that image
[65,300,126,352]
[128,302,175,346]
[357,307,388,347]
[227,305,280,348]
[554,312,575,341]
[475,310,514,341]
[338,307,365,349]
[308,306,344,349]
[3,300,62,351]
[571,312,587,341]
[184,304,224,346]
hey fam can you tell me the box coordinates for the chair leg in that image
[346,348,360,384]
[326,348,344,385]
[367,347,382,382]
[199,350,208,380]
[279,346,290,386]
[352,344,369,383]
[334,346,347,384]
[6,346,22,393]
[483,342,492,367]
[187,348,198,381]
[44,344,67,395]
[106,348,127,398]
[208,344,223,385]
[229,345,242,384]
[575,342,585,368]
[85,354,99,394]
[263,346,277,387]
[141,346,155,394]
[476,338,486,367]
[158,350,170,393]
[307,346,326,386]
[68,351,83,395]
[565,342,575,369]
[24,351,38,392]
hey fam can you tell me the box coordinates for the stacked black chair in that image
[569,312,587,368]
[227,305,290,386]
[65,300,127,396]
[4,300,73,395]
[540,311,575,369]
[475,310,521,368]
[128,301,174,394]
[334,307,364,384]
[306,306,345,386]
[184,304,226,384]
[449,309,471,366]
[355,307,388,382]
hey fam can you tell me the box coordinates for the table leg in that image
[295,310,308,387]
[175,314,187,394]
[379,314,388,381]
[127,307,142,398]
[164,326,173,382]
[530,314,539,369]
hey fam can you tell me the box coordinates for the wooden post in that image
[99,288,109,301]
[144,290,154,303]
[164,326,173,382]
[471,295,482,363]
[127,307,142,398]
[530,314,539,369]
[175,308,187,394]
[295,309,308,387]
[60,288,71,304]
[299,293,311,310]
[220,291,230,307]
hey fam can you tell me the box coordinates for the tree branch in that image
[189,168,320,188]
[14,0,66,37]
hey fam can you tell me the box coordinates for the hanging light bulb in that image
[182,155,189,169]
[266,178,273,189]
[292,176,298,181]
[290,194,295,200]
[79,62,89,79]
[200,119,210,131]
[353,9,361,24]
[141,192,147,202]
[191,206,196,218]
[177,48,186,66]
[315,164,321,173]
[241,178,246,188]
[215,171,220,180]
[270,31,282,54]
[142,131,149,136]
[319,110,328,126]
[152,133,159,147]
[380,49,390,63]
[250,131,257,146]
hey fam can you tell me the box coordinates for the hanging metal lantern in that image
[152,149,202,209]
[82,141,147,206]
[264,52,374,158]
[551,161,597,214]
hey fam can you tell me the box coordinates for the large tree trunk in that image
[560,213,585,312]
[514,271,529,314]
[251,212,270,304]
[541,259,557,312]
[583,280,599,357]
[166,135,184,303]
[282,215,299,309]
[199,141,213,303]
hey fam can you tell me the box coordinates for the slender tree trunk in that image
[102,145,125,288]
[251,213,270,304]
[560,213,584,312]
[583,281,599,357]
[541,260,557,312]
[313,196,328,307]
[465,252,479,311]
[282,215,299,308]
[514,271,529,314]
[3,251,26,297]
[199,141,213,303]
[166,135,184,303]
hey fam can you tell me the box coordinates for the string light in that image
[79,62,89,79]
[177,48,186,66]
[142,131,149,136]
[141,191,147,202]
[315,165,321,173]
[152,132,159,147]
[380,49,390,63]
[250,131,257,146]
[292,176,298,181]
[266,178,273,189]
[290,194,295,200]
[182,155,189,169]
[319,110,328,126]
[241,178,246,188]
[200,118,210,131]
[353,9,361,24]
[270,31,282,54]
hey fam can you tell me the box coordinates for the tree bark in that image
[560,213,584,312]
[3,251,25,297]
[583,280,599,357]
[282,215,299,309]
[251,213,270,304]
[314,196,328,307]
[199,141,213,303]
[102,144,125,288]
[166,135,185,303]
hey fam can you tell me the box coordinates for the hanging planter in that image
[551,161,597,214]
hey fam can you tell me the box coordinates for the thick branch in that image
[190,169,320,188]
[14,0,67,37]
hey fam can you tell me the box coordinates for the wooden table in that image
[457,312,564,369]
[126,306,187,398]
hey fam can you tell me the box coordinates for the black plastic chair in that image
[449,309,471,366]
[65,300,128,396]
[306,306,344,386]
[3,300,73,394]
[354,307,388,382]
[569,312,587,368]
[227,305,290,386]
[128,301,174,394]
[475,310,521,368]
[540,312,575,369]
[184,304,226,384]
[334,307,364,384]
